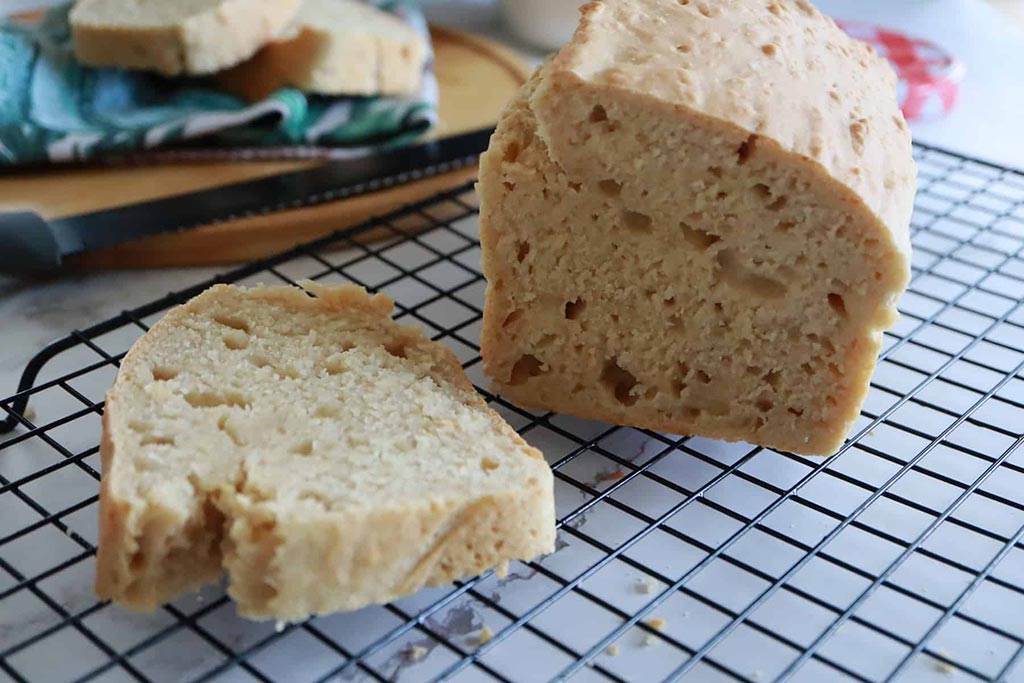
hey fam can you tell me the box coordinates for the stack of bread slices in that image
[69,0,428,97]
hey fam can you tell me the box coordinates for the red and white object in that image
[837,19,964,122]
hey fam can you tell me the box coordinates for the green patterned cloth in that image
[0,2,437,166]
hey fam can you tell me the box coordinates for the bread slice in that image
[70,0,300,76]
[477,0,915,456]
[219,0,428,99]
[96,283,555,621]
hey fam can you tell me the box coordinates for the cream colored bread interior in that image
[70,0,300,75]
[478,0,914,456]
[265,0,428,96]
[97,283,555,621]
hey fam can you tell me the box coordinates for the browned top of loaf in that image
[545,0,915,255]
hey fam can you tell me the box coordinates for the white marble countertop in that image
[3,0,1024,395]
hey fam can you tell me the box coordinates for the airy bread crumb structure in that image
[478,0,915,456]
[96,283,555,621]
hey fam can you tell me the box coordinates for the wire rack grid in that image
[1,142,1023,683]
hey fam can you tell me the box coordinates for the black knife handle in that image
[0,212,64,274]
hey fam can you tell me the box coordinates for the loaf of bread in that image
[219,0,428,99]
[478,0,915,456]
[96,283,555,620]
[70,0,300,76]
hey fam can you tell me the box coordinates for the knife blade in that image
[0,127,494,275]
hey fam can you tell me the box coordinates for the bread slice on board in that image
[70,0,301,76]
[218,0,428,99]
[96,283,555,621]
[477,0,915,456]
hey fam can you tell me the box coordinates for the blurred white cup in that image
[499,0,581,51]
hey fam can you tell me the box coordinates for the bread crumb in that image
[477,625,494,645]
[933,651,955,674]
[640,632,659,648]
[405,644,428,661]
[274,620,286,633]
[635,577,656,594]
[496,561,510,578]
[605,644,619,656]
[648,617,667,631]
[23,405,36,421]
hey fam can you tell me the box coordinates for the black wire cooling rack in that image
[2,142,1024,683]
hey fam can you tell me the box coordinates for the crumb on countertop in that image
[635,577,656,594]
[605,644,619,656]
[405,644,428,662]
[477,625,494,646]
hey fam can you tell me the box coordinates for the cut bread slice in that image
[70,0,300,76]
[478,0,915,456]
[218,0,428,99]
[96,282,555,621]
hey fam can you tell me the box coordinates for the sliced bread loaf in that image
[219,0,428,99]
[96,282,555,620]
[70,0,300,76]
[477,0,915,456]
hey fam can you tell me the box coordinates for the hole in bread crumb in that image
[589,105,608,123]
[672,378,688,394]
[714,303,724,314]
[697,1,713,16]
[316,404,339,418]
[599,179,622,197]
[707,165,723,178]
[679,0,689,4]
[564,298,587,319]
[788,407,804,416]
[516,241,530,262]
[217,415,245,447]
[828,362,843,377]
[776,220,795,232]
[213,314,250,333]
[503,182,516,192]
[385,340,409,359]
[697,370,711,384]
[130,551,145,571]
[828,293,848,318]
[761,44,777,56]
[685,407,701,418]
[755,417,766,429]
[622,210,653,233]
[801,363,814,375]
[767,195,788,211]
[140,434,175,446]
[826,395,838,407]
[716,249,787,299]
[502,310,523,328]
[481,458,500,472]
[644,387,658,400]
[291,440,313,456]
[756,399,773,413]
[763,370,781,389]
[223,330,249,350]
[185,392,250,409]
[737,134,758,165]
[751,183,772,201]
[680,222,720,251]
[569,181,582,191]
[503,141,520,163]
[510,354,545,385]
[676,43,692,53]
[601,358,638,406]
[151,366,178,381]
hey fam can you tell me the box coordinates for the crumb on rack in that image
[405,644,428,662]
[635,577,656,594]
[648,617,667,631]
[274,620,287,633]
[605,644,619,656]
[477,625,494,646]
[933,651,955,674]
[640,631,659,648]
[23,405,36,421]
[496,560,509,578]
[604,470,626,481]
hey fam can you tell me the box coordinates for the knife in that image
[0,127,494,275]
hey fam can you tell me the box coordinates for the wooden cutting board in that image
[0,24,530,269]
